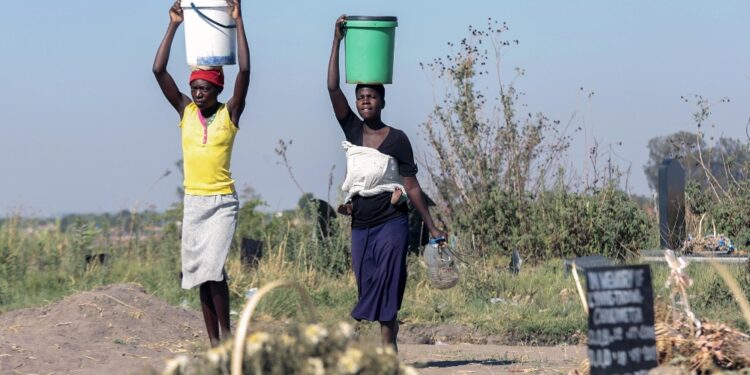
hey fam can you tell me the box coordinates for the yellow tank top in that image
[180,103,238,195]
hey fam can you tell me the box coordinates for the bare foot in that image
[209,337,221,348]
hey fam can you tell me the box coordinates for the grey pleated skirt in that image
[181,193,239,289]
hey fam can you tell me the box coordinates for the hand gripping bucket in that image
[181,0,237,66]
[423,238,459,289]
[344,16,398,84]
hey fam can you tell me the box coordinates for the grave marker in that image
[658,158,685,249]
[586,265,657,375]
[313,199,337,238]
[240,237,263,267]
[85,253,108,267]
[564,255,614,274]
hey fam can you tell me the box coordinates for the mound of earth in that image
[0,283,589,375]
[0,283,204,375]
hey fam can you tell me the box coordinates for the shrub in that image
[420,20,650,261]
[529,188,652,260]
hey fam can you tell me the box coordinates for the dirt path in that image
[400,343,585,374]
[0,284,585,375]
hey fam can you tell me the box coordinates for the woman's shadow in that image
[411,358,516,369]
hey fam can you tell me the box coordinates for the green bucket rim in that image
[346,16,397,21]
[345,16,398,28]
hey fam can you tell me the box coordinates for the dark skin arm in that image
[225,0,250,126]
[330,14,354,216]
[327,15,352,122]
[403,176,447,240]
[153,0,191,117]
[328,15,445,239]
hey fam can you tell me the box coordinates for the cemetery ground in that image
[2,251,750,374]
[0,283,588,374]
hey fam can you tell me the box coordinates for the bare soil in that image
[400,343,585,374]
[0,284,205,375]
[0,284,586,374]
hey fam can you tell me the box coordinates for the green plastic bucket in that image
[344,16,398,84]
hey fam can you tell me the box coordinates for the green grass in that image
[650,261,750,331]
[2,216,749,345]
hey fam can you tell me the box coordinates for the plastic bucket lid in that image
[345,16,398,28]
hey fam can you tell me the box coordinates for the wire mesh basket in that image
[424,240,460,289]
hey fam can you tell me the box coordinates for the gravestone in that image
[563,255,614,275]
[586,265,657,375]
[509,249,522,274]
[658,158,686,249]
[313,199,338,238]
[85,253,108,267]
[298,195,338,238]
[240,237,263,267]
[408,192,436,254]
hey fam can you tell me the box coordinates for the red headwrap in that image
[189,69,224,87]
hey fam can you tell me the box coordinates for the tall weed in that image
[420,20,650,261]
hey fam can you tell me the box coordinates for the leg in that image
[199,283,221,347]
[208,279,232,341]
[380,320,399,352]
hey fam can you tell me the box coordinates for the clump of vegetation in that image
[420,19,651,261]
[526,188,652,260]
[653,96,750,248]
[5,207,750,345]
[158,322,415,375]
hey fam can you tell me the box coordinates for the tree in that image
[644,132,750,191]
[643,131,705,190]
[420,20,571,254]
[420,21,652,261]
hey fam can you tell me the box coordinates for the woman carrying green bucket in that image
[152,0,249,347]
[327,15,448,351]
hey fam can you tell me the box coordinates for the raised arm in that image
[226,0,250,126]
[403,176,448,240]
[327,15,352,121]
[152,0,191,116]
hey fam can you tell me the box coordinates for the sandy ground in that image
[400,343,585,374]
[0,284,586,375]
[0,284,204,375]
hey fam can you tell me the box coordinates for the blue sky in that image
[1,0,748,216]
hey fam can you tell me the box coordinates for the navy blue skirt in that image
[350,215,409,322]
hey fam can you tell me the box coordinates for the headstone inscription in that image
[586,265,658,375]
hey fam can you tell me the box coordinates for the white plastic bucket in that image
[181,0,236,66]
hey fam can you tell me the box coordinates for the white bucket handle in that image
[190,2,237,29]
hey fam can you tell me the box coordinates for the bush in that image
[528,188,652,260]
[696,181,750,248]
[420,20,650,261]
[159,323,415,375]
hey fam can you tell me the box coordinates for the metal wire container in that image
[424,240,460,289]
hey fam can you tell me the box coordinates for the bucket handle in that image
[190,2,237,29]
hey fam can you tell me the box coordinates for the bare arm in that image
[327,15,352,122]
[403,176,447,240]
[152,0,191,117]
[226,0,249,126]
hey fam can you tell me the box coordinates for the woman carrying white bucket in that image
[152,0,249,347]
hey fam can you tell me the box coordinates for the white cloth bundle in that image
[341,141,407,203]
